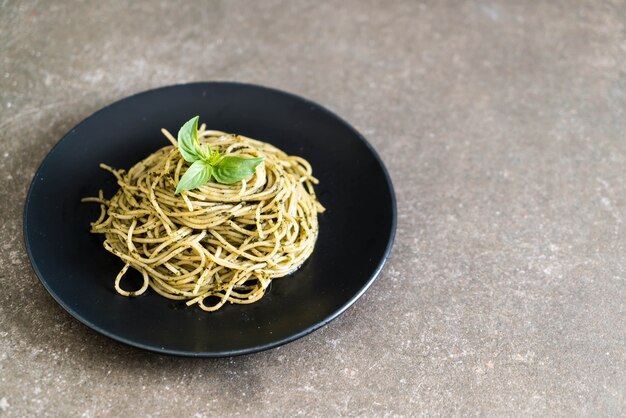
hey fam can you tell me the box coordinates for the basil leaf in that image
[209,150,222,165]
[173,117,264,190]
[175,160,213,194]
[177,116,203,163]
[213,156,264,184]
[199,144,212,161]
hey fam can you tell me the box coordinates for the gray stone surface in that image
[1,0,625,416]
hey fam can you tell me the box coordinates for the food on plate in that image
[83,116,324,311]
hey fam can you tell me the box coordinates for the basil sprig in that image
[174,116,264,194]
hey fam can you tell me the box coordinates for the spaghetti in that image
[83,125,324,312]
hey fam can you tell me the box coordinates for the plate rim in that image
[23,81,397,357]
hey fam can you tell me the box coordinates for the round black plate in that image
[24,82,396,357]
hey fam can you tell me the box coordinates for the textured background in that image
[2,0,626,416]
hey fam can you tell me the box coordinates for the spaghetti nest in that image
[84,127,324,312]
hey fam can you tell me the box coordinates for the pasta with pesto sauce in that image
[83,124,324,312]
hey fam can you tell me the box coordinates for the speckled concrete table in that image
[2,0,625,416]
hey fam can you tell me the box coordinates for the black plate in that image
[23,82,396,357]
